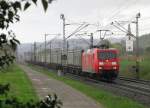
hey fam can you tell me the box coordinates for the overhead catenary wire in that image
[101,14,139,37]
[75,34,91,45]
[114,21,128,32]
[99,0,140,34]
[106,0,139,22]
[140,17,150,21]
[46,34,61,46]
[111,23,127,33]
[106,0,131,21]
[66,23,86,39]
[66,23,89,39]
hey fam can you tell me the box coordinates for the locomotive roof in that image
[98,48,118,50]
[83,48,118,54]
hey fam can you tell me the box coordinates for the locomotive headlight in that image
[113,67,117,69]
[99,67,103,69]
[112,62,117,65]
[99,62,104,65]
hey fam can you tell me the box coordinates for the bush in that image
[0,83,62,108]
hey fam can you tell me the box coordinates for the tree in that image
[0,92,62,108]
[0,0,53,68]
[0,0,62,108]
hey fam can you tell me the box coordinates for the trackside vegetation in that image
[120,55,150,80]
[0,0,63,107]
[29,64,147,108]
[0,64,38,101]
[0,64,62,108]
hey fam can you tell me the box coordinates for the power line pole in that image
[90,33,93,48]
[33,42,36,62]
[49,42,51,64]
[44,34,47,65]
[30,44,33,62]
[39,45,42,63]
[111,13,141,79]
[135,13,140,79]
[60,14,66,50]
[60,14,67,66]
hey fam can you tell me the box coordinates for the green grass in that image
[0,64,38,102]
[120,55,150,80]
[29,64,147,108]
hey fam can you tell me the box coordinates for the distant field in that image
[29,64,147,108]
[0,64,38,102]
[120,55,150,80]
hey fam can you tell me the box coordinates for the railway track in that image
[117,76,150,93]
[118,76,150,85]
[63,72,150,107]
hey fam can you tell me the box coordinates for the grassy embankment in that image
[29,64,147,108]
[120,55,150,80]
[0,64,38,102]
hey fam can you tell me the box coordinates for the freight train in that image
[28,47,119,81]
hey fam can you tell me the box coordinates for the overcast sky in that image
[10,0,150,43]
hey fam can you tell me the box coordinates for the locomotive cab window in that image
[98,51,117,60]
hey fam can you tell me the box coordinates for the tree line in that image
[0,0,62,108]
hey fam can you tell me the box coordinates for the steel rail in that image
[63,72,150,106]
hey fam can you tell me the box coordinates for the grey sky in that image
[10,0,150,43]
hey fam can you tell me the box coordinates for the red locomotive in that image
[82,48,119,80]
[30,46,120,81]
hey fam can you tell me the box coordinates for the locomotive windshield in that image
[98,51,117,60]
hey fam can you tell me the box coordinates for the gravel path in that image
[20,65,102,108]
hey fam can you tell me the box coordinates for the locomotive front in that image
[97,49,119,80]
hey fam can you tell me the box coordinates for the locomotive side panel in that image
[82,49,96,73]
[93,49,99,74]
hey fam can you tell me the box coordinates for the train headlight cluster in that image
[113,67,117,69]
[112,62,117,65]
[99,67,103,69]
[99,62,104,65]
